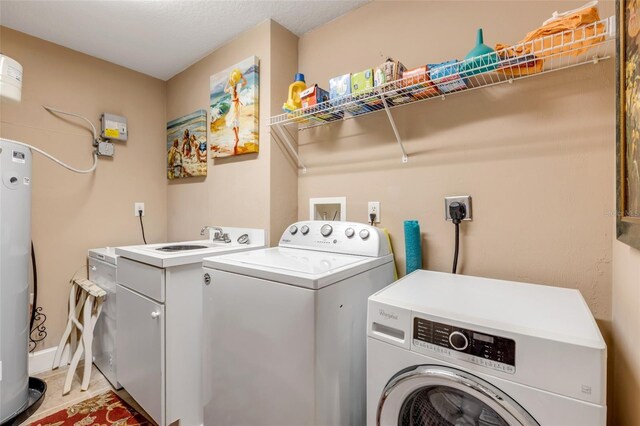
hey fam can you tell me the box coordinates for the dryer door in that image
[377,365,539,426]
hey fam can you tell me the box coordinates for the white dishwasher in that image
[88,247,122,390]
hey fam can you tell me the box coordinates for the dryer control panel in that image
[279,221,390,258]
[412,317,516,374]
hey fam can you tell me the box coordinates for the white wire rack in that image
[270,16,616,173]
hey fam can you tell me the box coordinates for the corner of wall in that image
[268,20,299,246]
[612,240,640,425]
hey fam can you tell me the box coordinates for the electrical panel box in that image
[101,113,128,142]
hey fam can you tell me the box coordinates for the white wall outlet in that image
[134,202,145,217]
[445,196,472,221]
[368,201,381,223]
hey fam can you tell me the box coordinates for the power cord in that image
[369,213,376,226]
[449,202,466,274]
[138,209,147,244]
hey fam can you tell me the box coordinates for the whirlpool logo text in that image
[379,309,398,320]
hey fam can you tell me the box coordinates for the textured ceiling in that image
[0,0,368,80]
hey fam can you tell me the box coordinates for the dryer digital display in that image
[413,317,516,373]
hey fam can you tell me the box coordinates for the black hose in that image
[452,223,460,274]
[30,241,38,332]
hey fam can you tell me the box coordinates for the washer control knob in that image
[321,224,333,237]
[289,225,298,235]
[359,229,370,240]
[345,228,355,238]
[449,331,468,351]
[301,225,310,235]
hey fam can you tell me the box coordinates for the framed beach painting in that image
[209,56,259,158]
[617,0,640,249]
[167,109,208,179]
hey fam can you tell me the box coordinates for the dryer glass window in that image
[399,385,509,426]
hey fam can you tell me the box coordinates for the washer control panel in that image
[279,221,390,257]
[412,317,516,374]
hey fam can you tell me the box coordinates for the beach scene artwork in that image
[167,109,208,179]
[209,56,259,158]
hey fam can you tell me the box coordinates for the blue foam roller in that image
[404,220,422,274]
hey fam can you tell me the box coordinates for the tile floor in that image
[19,366,154,425]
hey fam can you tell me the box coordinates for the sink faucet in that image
[200,226,231,243]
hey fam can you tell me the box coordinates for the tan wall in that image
[0,27,167,350]
[4,5,635,422]
[298,0,615,317]
[612,242,640,425]
[270,22,300,246]
[166,20,298,245]
[298,0,617,421]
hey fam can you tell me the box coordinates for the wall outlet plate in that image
[368,201,381,223]
[134,202,145,217]
[445,196,472,221]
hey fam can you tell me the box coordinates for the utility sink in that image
[155,244,210,252]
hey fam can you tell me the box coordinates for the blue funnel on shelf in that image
[461,28,499,77]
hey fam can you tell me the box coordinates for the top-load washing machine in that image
[367,270,607,426]
[202,221,396,426]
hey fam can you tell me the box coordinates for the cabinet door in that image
[116,285,164,425]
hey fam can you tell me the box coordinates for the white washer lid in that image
[371,270,605,349]
[203,247,392,289]
[88,247,118,265]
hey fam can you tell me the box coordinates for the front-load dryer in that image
[367,270,606,426]
[202,221,396,426]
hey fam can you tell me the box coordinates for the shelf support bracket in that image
[272,123,307,174]
[380,94,408,163]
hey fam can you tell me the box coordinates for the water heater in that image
[0,138,32,423]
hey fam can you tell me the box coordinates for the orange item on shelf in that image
[495,5,604,77]
[401,66,440,98]
[495,54,544,77]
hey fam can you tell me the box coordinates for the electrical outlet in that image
[134,202,145,217]
[368,201,381,223]
[445,196,472,221]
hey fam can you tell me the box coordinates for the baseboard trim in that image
[29,346,73,375]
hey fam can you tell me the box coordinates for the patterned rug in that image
[30,390,153,426]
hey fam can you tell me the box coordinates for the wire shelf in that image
[270,16,616,171]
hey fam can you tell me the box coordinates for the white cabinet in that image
[116,257,203,426]
[116,284,165,425]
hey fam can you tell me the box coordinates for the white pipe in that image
[2,137,98,174]
[43,105,98,142]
